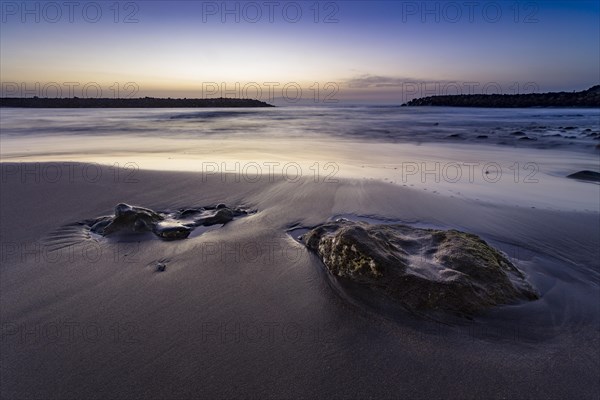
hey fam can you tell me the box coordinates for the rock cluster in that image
[90,203,246,240]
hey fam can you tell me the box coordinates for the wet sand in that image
[1,163,598,399]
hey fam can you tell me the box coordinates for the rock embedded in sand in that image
[198,207,234,225]
[303,220,539,316]
[95,203,164,235]
[154,221,194,240]
[90,203,245,240]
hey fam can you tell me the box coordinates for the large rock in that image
[303,220,539,316]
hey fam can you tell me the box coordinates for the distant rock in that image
[403,85,600,108]
[0,97,274,108]
[566,170,600,183]
[303,220,539,316]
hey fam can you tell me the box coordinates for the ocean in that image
[1,106,598,211]
[1,106,598,148]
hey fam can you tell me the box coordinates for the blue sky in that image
[1,0,599,103]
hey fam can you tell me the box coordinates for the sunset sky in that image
[1,0,599,103]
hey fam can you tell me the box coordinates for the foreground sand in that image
[1,163,599,399]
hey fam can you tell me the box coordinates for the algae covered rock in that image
[303,219,538,315]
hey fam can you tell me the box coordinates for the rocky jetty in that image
[302,219,539,316]
[403,85,600,108]
[90,203,247,240]
[0,97,274,108]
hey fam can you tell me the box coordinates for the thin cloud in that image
[344,74,454,89]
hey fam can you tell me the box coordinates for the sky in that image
[1,0,599,103]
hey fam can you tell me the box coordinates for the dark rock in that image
[179,208,203,218]
[89,217,114,235]
[476,135,488,139]
[93,203,164,235]
[90,203,242,240]
[0,97,274,108]
[197,208,234,226]
[511,131,526,136]
[402,85,600,108]
[518,136,537,141]
[153,222,194,240]
[566,170,600,182]
[157,263,166,272]
[304,220,539,316]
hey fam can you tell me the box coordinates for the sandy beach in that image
[2,0,599,397]
[1,160,598,399]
